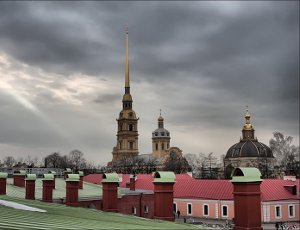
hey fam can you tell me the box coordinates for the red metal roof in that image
[83,174,299,201]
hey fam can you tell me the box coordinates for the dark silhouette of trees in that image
[164,153,190,174]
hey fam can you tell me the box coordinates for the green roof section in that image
[66,174,80,182]
[102,173,119,183]
[231,167,263,183]
[6,178,104,201]
[0,196,199,230]
[78,171,84,177]
[153,172,176,183]
[42,174,54,181]
[25,174,36,181]
[0,172,8,178]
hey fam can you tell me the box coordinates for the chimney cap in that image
[64,168,72,173]
[25,174,36,181]
[48,171,56,175]
[231,167,263,183]
[102,173,119,183]
[66,174,80,182]
[153,171,175,183]
[13,170,26,175]
[0,172,8,178]
[42,174,54,180]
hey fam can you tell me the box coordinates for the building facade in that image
[112,27,139,162]
[84,173,300,224]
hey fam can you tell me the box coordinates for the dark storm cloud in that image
[0,1,298,162]
[94,93,120,105]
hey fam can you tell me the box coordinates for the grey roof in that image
[225,140,274,159]
[152,128,170,138]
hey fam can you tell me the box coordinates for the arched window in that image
[162,143,165,150]
[129,124,133,131]
[155,143,158,150]
[119,124,122,131]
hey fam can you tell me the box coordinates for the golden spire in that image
[122,25,132,109]
[125,25,130,89]
[158,109,164,128]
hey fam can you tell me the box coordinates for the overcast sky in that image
[0,1,298,165]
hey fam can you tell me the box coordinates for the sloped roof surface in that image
[0,196,198,230]
[84,174,300,201]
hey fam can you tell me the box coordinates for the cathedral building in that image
[224,109,277,178]
[112,27,139,162]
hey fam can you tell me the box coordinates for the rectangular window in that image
[187,203,192,215]
[162,143,164,150]
[222,205,228,217]
[203,204,209,216]
[275,205,281,219]
[288,205,295,218]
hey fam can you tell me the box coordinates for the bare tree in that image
[270,132,299,177]
[69,150,86,171]
[164,153,190,174]
[185,153,206,178]
[3,156,15,167]
[45,152,65,168]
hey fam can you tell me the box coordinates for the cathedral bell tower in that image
[112,27,139,162]
[152,111,171,159]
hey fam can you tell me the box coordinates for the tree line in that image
[0,132,299,178]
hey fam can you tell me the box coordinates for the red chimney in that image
[130,174,136,191]
[25,174,36,200]
[42,174,54,202]
[65,174,80,207]
[48,171,56,189]
[231,167,263,230]
[102,173,119,212]
[13,170,26,187]
[153,171,176,222]
[0,173,8,195]
[78,171,84,189]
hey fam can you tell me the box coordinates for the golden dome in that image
[158,115,164,121]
